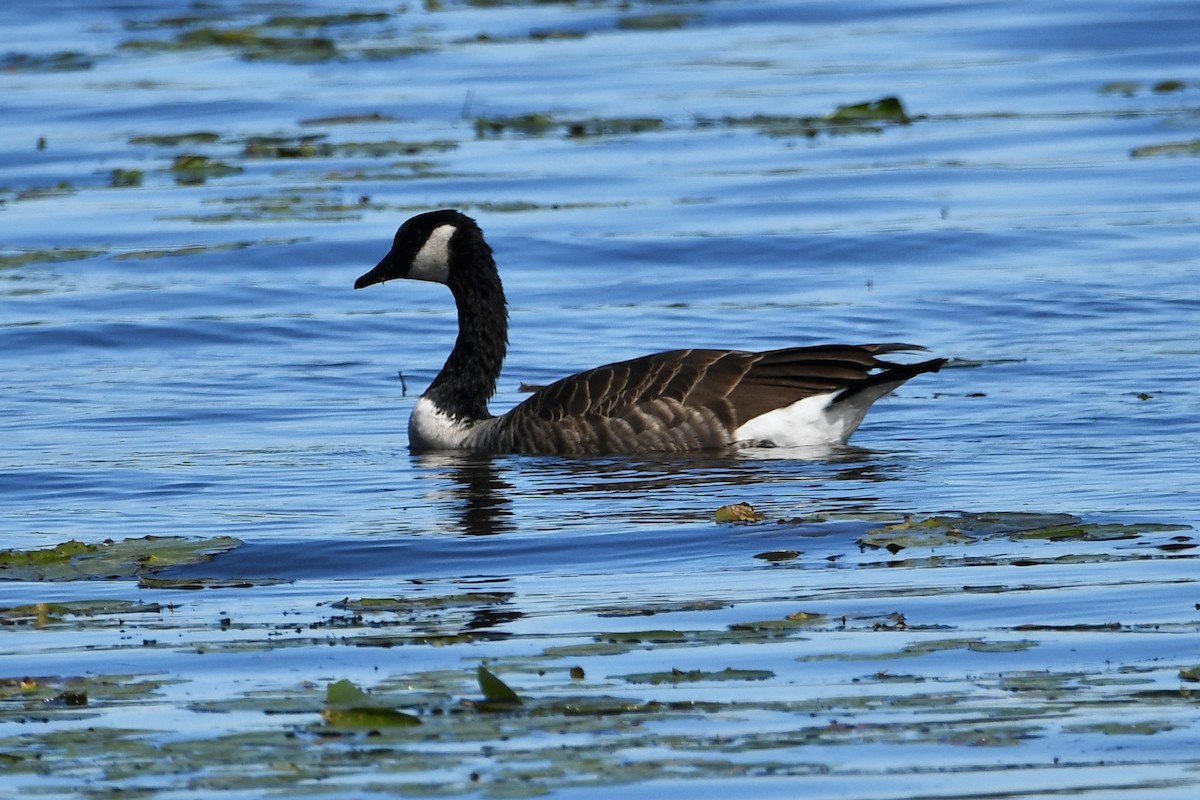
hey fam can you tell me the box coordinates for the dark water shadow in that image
[161,446,904,583]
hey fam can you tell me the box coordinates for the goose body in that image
[355,210,944,455]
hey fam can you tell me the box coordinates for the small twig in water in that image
[397,371,408,396]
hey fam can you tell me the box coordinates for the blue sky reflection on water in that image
[1,1,1199,797]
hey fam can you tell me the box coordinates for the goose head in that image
[355,209,478,290]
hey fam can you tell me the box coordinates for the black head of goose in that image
[355,209,945,455]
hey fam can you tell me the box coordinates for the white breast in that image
[408,396,474,450]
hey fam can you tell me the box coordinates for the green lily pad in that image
[170,153,243,184]
[715,502,762,523]
[0,536,241,581]
[321,679,421,729]
[477,665,522,706]
[857,512,1189,551]
[827,96,910,124]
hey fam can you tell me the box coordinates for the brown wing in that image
[727,343,936,423]
[484,349,757,454]
[479,344,941,455]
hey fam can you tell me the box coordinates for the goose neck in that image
[425,257,508,423]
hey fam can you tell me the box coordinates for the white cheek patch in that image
[409,224,455,284]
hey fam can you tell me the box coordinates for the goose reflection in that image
[412,445,895,538]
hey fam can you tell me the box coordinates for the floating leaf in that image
[620,667,774,685]
[109,168,144,187]
[0,536,241,582]
[1100,81,1140,96]
[715,502,762,523]
[0,599,162,626]
[1152,79,1186,93]
[170,153,243,184]
[1131,139,1200,158]
[138,576,286,590]
[616,13,695,31]
[321,679,420,728]
[1179,666,1200,683]
[476,666,521,706]
[130,132,221,146]
[827,96,910,124]
[754,549,799,562]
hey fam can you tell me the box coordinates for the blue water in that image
[2,1,1199,797]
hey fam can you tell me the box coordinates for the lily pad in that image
[827,96,911,124]
[620,667,774,685]
[321,679,421,728]
[170,153,243,184]
[1131,139,1200,158]
[0,599,162,626]
[0,536,241,581]
[715,502,762,523]
[131,131,221,146]
[476,665,522,706]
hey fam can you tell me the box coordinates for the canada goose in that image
[355,210,944,454]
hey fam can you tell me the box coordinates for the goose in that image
[354,209,944,455]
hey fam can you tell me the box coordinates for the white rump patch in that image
[734,381,906,448]
[408,396,473,450]
[409,224,455,284]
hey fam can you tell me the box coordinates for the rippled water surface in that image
[2,1,1199,797]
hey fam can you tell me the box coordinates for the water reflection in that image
[410,446,893,538]
[411,452,518,536]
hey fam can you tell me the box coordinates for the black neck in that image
[424,228,508,422]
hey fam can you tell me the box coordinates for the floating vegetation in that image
[1100,80,1142,96]
[0,674,167,716]
[119,26,335,62]
[167,188,373,223]
[0,599,163,628]
[711,96,914,138]
[753,549,800,562]
[233,134,457,159]
[0,51,93,72]
[827,96,911,124]
[332,139,458,157]
[130,131,221,146]
[616,12,696,31]
[109,168,144,187]
[333,592,514,613]
[9,632,1189,798]
[112,241,251,260]
[715,501,763,523]
[321,679,421,729]
[243,134,332,159]
[1152,79,1187,93]
[263,12,391,29]
[15,181,75,201]
[0,536,241,581]
[855,512,1189,553]
[299,112,398,126]
[619,667,775,685]
[1131,138,1200,158]
[474,112,556,138]
[169,153,243,184]
[0,247,106,270]
[1101,79,1189,96]
[474,112,665,139]
[475,665,522,707]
